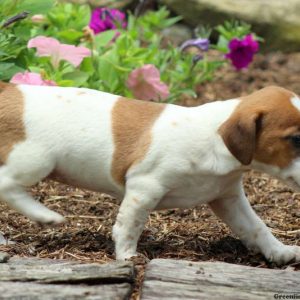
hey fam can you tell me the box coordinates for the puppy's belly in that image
[156,193,212,209]
[155,173,242,210]
[156,182,222,209]
[48,164,123,198]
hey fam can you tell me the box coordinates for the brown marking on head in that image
[219,86,300,167]
[0,83,25,163]
[111,97,165,185]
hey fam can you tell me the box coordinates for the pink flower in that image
[10,71,57,86]
[89,8,127,34]
[28,36,91,68]
[225,34,259,70]
[127,64,170,101]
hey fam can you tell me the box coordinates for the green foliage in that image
[0,0,55,20]
[0,2,258,102]
[84,7,223,99]
[214,20,262,53]
[46,3,91,44]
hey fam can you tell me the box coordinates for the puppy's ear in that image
[218,110,263,165]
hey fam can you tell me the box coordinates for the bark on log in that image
[0,282,131,300]
[0,257,134,300]
[0,257,133,283]
[0,252,9,263]
[141,259,300,300]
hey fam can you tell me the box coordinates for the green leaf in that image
[62,71,89,87]
[161,16,183,28]
[0,62,24,80]
[57,30,83,44]
[94,30,118,48]
[80,57,94,74]
[215,35,229,53]
[180,89,197,98]
[28,65,44,73]
[17,0,55,15]
[57,79,75,87]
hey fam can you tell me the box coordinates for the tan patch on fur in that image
[111,97,165,185]
[0,81,9,92]
[133,197,139,203]
[0,82,25,163]
[219,86,300,167]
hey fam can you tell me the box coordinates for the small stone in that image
[0,252,10,263]
[162,24,193,46]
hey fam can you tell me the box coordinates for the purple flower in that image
[225,34,259,70]
[89,8,127,35]
[180,38,210,52]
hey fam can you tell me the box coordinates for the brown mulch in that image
[0,52,300,299]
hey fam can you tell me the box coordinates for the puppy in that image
[0,82,299,265]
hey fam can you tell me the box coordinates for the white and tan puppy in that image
[0,82,299,264]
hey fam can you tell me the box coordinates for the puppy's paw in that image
[125,253,150,265]
[116,249,137,261]
[266,245,300,265]
[34,211,65,225]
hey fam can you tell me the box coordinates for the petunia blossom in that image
[31,14,46,23]
[225,34,259,70]
[28,36,91,68]
[180,38,210,52]
[10,71,57,86]
[127,64,170,101]
[89,7,127,34]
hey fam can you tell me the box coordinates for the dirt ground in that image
[0,52,300,298]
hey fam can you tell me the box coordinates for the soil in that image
[0,52,300,299]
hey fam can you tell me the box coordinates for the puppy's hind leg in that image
[0,142,64,224]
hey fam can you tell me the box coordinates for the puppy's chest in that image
[156,173,240,209]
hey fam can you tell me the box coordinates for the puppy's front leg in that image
[209,184,300,265]
[112,178,166,260]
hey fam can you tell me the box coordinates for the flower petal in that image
[28,36,91,68]
[58,44,91,67]
[10,71,57,86]
[225,34,259,70]
[127,64,169,101]
[27,36,60,57]
[180,38,210,52]
[89,7,127,35]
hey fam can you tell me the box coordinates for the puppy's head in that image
[219,86,300,189]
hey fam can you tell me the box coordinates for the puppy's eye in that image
[290,135,300,147]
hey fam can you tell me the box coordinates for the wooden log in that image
[0,257,133,284]
[0,257,134,300]
[141,259,300,300]
[0,282,131,300]
[0,252,9,263]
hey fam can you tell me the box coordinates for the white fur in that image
[1,85,299,265]
[291,96,300,112]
